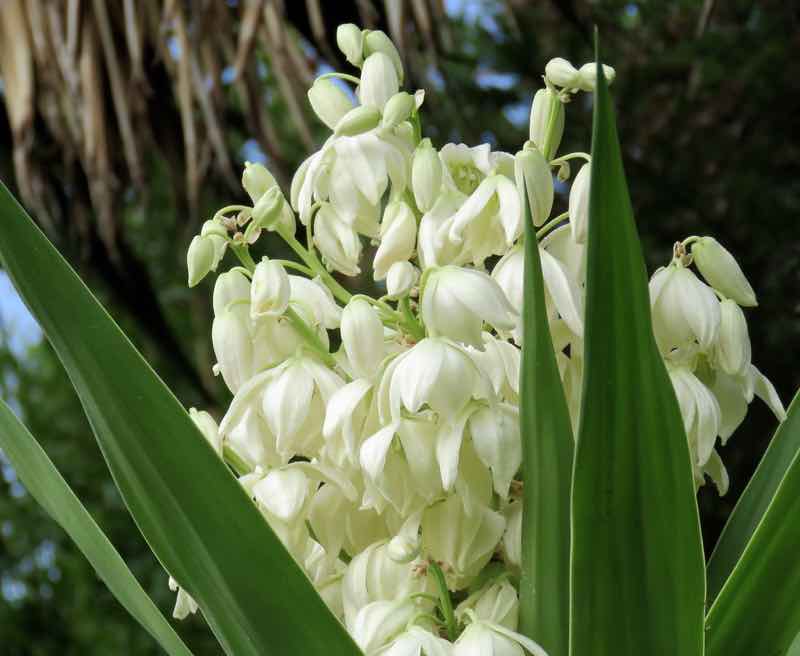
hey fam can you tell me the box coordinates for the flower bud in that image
[308,78,354,130]
[187,235,216,287]
[411,138,442,213]
[200,219,227,239]
[568,162,591,243]
[716,299,752,376]
[250,258,290,318]
[341,298,384,379]
[334,104,382,136]
[313,204,362,276]
[386,261,418,299]
[529,88,564,153]
[373,201,417,280]
[545,57,580,87]
[212,304,254,394]
[189,408,222,455]
[358,52,399,109]
[381,91,415,129]
[514,148,553,227]
[336,23,363,66]
[691,237,757,307]
[363,30,403,82]
[213,269,250,316]
[577,62,616,91]
[242,161,277,204]
[252,186,286,229]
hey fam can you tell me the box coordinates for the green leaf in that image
[0,399,193,656]
[0,181,361,656]
[705,391,800,656]
[706,390,800,601]
[518,177,574,654]
[569,48,706,655]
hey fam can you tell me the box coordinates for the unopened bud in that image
[515,148,553,227]
[358,52,399,110]
[251,258,290,318]
[308,78,354,130]
[374,202,417,279]
[411,138,442,213]
[386,261,418,299]
[242,161,277,205]
[336,23,363,67]
[252,186,286,229]
[691,237,757,307]
[341,298,384,379]
[568,163,590,243]
[381,91,415,129]
[335,104,382,136]
[545,57,580,88]
[363,30,403,82]
[577,62,616,91]
[716,299,752,376]
[388,534,419,564]
[529,88,564,155]
[200,220,227,239]
[187,235,216,287]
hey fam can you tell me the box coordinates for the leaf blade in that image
[0,181,361,656]
[706,390,800,601]
[0,399,193,656]
[518,180,574,653]
[569,48,706,655]
[705,391,800,656]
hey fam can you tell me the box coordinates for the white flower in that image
[568,163,590,243]
[468,334,521,403]
[715,299,751,376]
[376,626,454,656]
[351,599,419,654]
[669,366,722,472]
[374,201,417,280]
[515,148,553,228]
[469,403,522,498]
[252,467,312,523]
[341,298,386,379]
[529,88,564,154]
[314,203,362,276]
[691,237,757,307]
[359,52,399,109]
[288,274,342,330]
[421,266,518,348]
[576,62,616,91]
[250,258,290,318]
[308,78,355,131]
[168,577,198,620]
[455,578,519,629]
[386,261,418,299]
[545,57,580,88]
[453,618,547,656]
[649,265,720,358]
[412,139,443,213]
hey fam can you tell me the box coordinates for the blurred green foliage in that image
[1,1,798,653]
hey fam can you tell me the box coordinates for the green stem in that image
[541,91,562,161]
[428,561,457,641]
[399,296,425,341]
[231,243,257,272]
[549,152,591,166]
[284,307,338,369]
[276,259,314,276]
[536,210,570,239]
[222,443,252,476]
[317,71,362,85]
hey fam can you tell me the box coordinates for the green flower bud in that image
[334,105,382,136]
[691,237,757,307]
[187,235,216,287]
[381,91,415,129]
[363,30,403,82]
[529,88,564,155]
[307,78,354,130]
[336,23,364,67]
[241,161,277,205]
[252,186,286,229]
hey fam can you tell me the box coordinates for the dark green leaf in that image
[569,47,706,655]
[518,176,574,655]
[705,391,800,656]
[0,399,193,656]
[0,181,361,656]
[706,390,800,601]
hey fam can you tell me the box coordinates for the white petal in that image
[539,247,584,337]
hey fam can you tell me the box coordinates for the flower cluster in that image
[182,24,783,654]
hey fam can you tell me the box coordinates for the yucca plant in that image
[1,30,798,656]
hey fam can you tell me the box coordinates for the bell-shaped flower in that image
[417,191,471,268]
[250,258,289,318]
[455,578,519,630]
[412,139,443,213]
[212,303,261,394]
[669,365,722,471]
[337,23,364,66]
[468,334,520,403]
[421,494,506,589]
[364,30,404,82]
[421,266,518,348]
[314,203,362,276]
[323,378,377,466]
[386,261,418,299]
[342,541,433,629]
[374,201,417,280]
[576,62,616,91]
[715,299,751,376]
[468,403,522,499]
[252,467,313,524]
[341,298,386,379]
[187,223,226,287]
[308,78,355,130]
[649,265,720,358]
[453,615,548,656]
[529,88,564,154]
[691,237,757,307]
[168,577,199,620]
[288,274,342,330]
[379,338,490,422]
[515,148,553,227]
[359,52,399,109]
[376,626,454,656]
[382,91,416,129]
[568,163,590,243]
[545,57,580,88]
[351,599,419,654]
